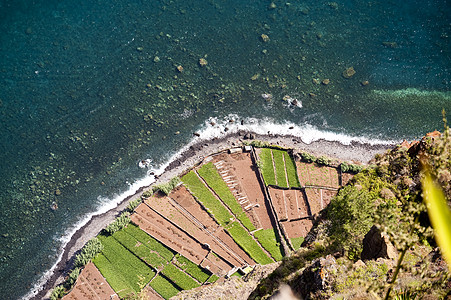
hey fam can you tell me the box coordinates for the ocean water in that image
[0,0,449,298]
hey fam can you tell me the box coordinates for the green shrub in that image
[182,171,233,226]
[73,237,103,268]
[127,198,142,212]
[142,190,153,199]
[150,275,181,299]
[104,211,131,235]
[316,156,331,166]
[260,148,276,185]
[161,263,200,290]
[340,162,363,173]
[254,228,284,261]
[227,222,273,265]
[50,285,65,300]
[300,152,316,163]
[152,177,180,195]
[249,140,270,148]
[64,267,80,289]
[198,162,256,231]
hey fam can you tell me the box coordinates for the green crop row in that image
[98,235,155,292]
[93,253,135,298]
[254,228,284,261]
[150,275,181,299]
[198,163,256,231]
[174,254,211,283]
[206,274,219,283]
[113,229,167,270]
[272,149,288,188]
[291,236,305,250]
[284,152,301,188]
[182,171,233,226]
[161,263,200,290]
[124,223,175,262]
[227,222,273,265]
[259,148,276,186]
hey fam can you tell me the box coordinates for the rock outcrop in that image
[361,225,397,261]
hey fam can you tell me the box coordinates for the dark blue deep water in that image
[0,0,450,298]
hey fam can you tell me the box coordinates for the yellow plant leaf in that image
[422,172,451,268]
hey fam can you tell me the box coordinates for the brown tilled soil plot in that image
[284,189,310,220]
[268,187,288,221]
[132,203,208,264]
[62,262,117,300]
[281,219,313,239]
[211,152,273,230]
[170,185,220,232]
[144,286,164,299]
[305,188,338,216]
[145,195,246,269]
[296,162,340,188]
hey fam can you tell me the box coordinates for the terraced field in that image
[62,146,356,299]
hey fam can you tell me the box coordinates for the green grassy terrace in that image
[254,228,284,261]
[198,162,256,231]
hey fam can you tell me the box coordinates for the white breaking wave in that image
[23,114,395,299]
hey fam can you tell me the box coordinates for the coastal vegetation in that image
[152,177,181,195]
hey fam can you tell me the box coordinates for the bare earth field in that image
[62,262,117,300]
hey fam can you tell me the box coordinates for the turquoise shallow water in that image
[0,0,450,298]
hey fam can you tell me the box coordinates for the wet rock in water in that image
[176,65,184,73]
[199,58,208,67]
[268,2,276,9]
[251,73,260,81]
[312,78,320,85]
[382,41,398,48]
[153,56,160,63]
[261,93,273,101]
[361,80,369,86]
[309,92,317,97]
[342,66,356,79]
[322,79,330,85]
[54,189,61,196]
[260,34,270,42]
[136,47,143,52]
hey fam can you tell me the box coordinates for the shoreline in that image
[33,131,395,299]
